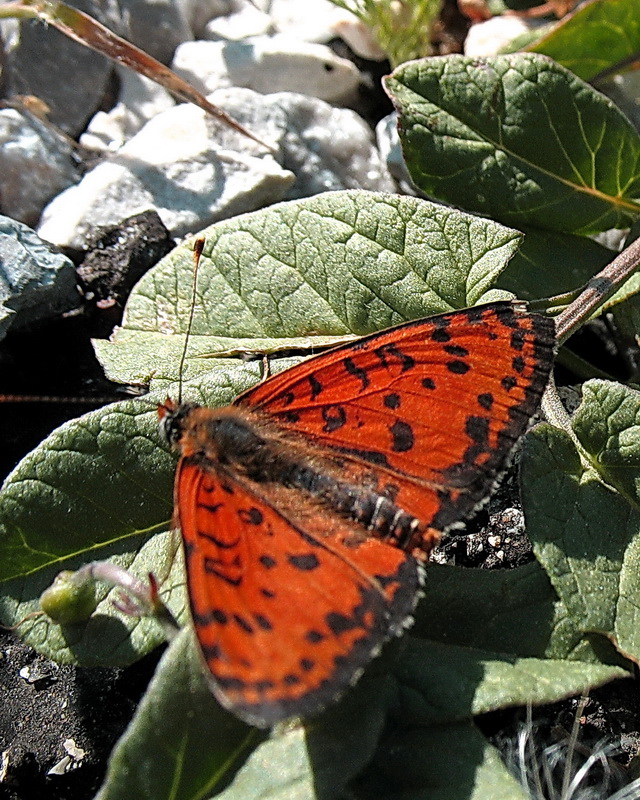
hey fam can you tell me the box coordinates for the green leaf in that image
[368,724,529,800]
[221,721,530,800]
[0,400,172,580]
[496,227,614,301]
[394,638,626,726]
[386,53,640,235]
[522,393,640,665]
[216,671,396,800]
[94,190,521,389]
[0,530,184,666]
[528,0,640,81]
[95,627,257,800]
[413,561,602,662]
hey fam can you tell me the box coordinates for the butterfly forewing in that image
[237,302,555,534]
[176,459,421,727]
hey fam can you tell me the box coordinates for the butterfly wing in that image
[237,302,555,536]
[176,458,420,727]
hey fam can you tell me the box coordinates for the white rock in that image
[464,15,547,56]
[267,0,347,43]
[80,65,176,153]
[38,100,294,250]
[375,112,416,194]
[171,35,360,104]
[331,14,387,61]
[0,107,79,226]
[272,93,396,197]
[205,2,273,40]
[185,0,234,38]
[207,88,395,197]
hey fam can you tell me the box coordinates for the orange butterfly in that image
[158,300,555,727]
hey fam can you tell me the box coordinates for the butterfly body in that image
[158,301,556,727]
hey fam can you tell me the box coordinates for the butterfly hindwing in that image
[177,458,421,727]
[237,302,555,533]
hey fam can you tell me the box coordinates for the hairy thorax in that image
[163,403,425,552]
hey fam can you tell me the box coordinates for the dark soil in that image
[0,629,162,799]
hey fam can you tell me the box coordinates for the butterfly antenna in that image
[177,237,205,404]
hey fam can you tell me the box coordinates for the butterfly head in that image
[158,398,201,448]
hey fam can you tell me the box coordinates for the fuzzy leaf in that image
[522,388,640,665]
[94,190,520,389]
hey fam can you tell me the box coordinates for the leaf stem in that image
[554,236,640,345]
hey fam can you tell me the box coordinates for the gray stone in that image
[0,107,80,227]
[0,216,80,340]
[267,0,346,43]
[99,0,193,64]
[270,92,396,198]
[204,2,272,40]
[1,1,112,137]
[183,88,396,198]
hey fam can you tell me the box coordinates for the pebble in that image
[0,106,79,226]
[268,92,396,198]
[38,95,295,250]
[80,65,175,153]
[464,15,550,56]
[267,0,349,43]
[204,2,273,40]
[0,216,80,340]
[171,35,361,104]
[376,112,416,194]
[2,0,404,252]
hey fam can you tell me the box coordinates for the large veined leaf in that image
[386,53,640,235]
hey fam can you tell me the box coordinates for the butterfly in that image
[158,300,555,727]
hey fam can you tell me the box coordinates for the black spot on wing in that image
[511,329,526,350]
[447,359,470,375]
[234,614,254,634]
[238,507,264,525]
[444,344,469,358]
[344,357,370,391]
[288,553,320,571]
[384,393,401,409]
[336,446,391,468]
[375,343,415,372]
[390,420,414,452]
[477,392,494,410]
[512,356,526,374]
[322,405,347,432]
[254,614,273,631]
[326,611,359,635]
[309,374,323,399]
